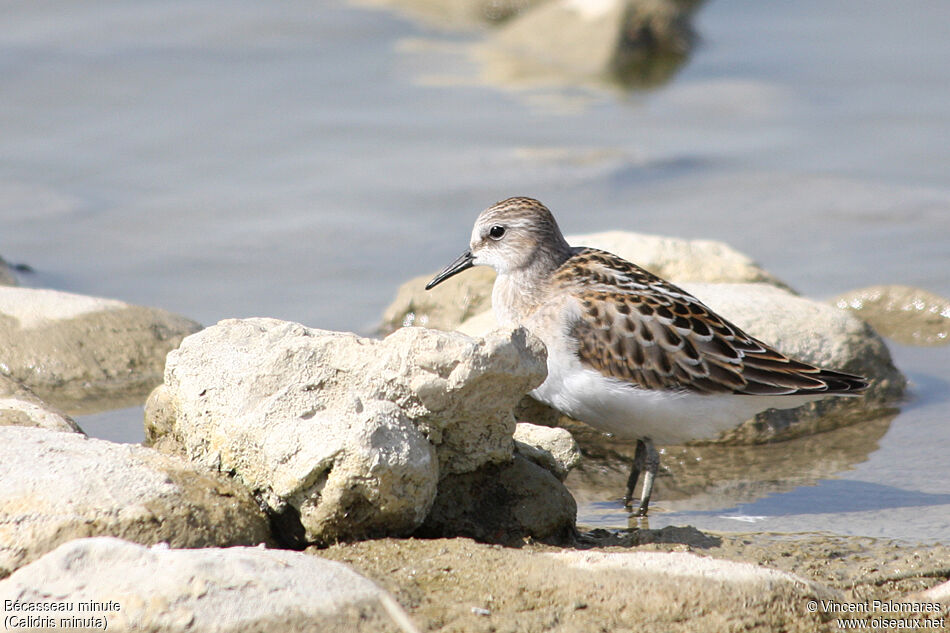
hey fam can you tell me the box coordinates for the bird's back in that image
[547,247,869,398]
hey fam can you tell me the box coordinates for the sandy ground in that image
[319,529,950,633]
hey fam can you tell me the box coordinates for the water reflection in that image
[474,0,703,92]
[74,405,146,445]
[699,480,950,517]
[375,0,705,93]
[566,413,896,524]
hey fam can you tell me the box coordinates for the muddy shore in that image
[321,530,950,633]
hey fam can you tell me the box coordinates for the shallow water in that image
[2,0,948,541]
[571,343,950,543]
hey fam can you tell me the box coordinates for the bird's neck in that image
[491,244,571,327]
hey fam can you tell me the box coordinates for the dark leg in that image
[623,439,646,509]
[624,438,659,516]
[635,438,659,517]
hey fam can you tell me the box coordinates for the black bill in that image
[425,250,475,290]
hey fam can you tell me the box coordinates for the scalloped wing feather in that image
[556,248,868,397]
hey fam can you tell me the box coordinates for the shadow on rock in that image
[416,455,577,546]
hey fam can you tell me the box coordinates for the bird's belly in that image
[531,352,819,445]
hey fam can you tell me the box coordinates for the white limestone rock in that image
[0,537,418,633]
[570,231,791,289]
[917,578,950,603]
[0,374,82,433]
[546,549,838,603]
[0,287,201,412]
[0,427,271,579]
[380,266,496,334]
[513,422,581,480]
[145,318,548,545]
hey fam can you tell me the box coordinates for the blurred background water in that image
[2,0,948,541]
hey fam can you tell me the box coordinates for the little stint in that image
[426,197,868,515]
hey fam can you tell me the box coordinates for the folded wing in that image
[558,249,869,396]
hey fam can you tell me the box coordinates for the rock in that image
[456,309,497,337]
[513,422,581,480]
[477,0,703,89]
[382,230,789,334]
[546,549,836,600]
[0,537,417,633]
[461,283,905,444]
[833,284,950,346]
[0,426,271,578]
[680,282,905,442]
[142,381,179,451]
[571,231,792,289]
[380,265,496,334]
[417,454,577,544]
[145,318,547,546]
[0,287,202,413]
[0,374,83,433]
[918,578,950,603]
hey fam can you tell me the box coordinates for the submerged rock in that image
[0,287,201,413]
[0,427,271,578]
[382,230,789,335]
[833,284,950,346]
[145,318,565,546]
[0,374,83,433]
[0,537,416,633]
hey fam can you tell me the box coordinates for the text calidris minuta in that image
[426,197,868,515]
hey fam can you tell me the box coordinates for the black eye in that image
[489,225,506,240]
